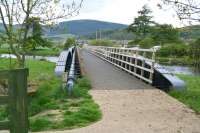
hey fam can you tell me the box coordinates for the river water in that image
[0,54,58,63]
[162,65,200,76]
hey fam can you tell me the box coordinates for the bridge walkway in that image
[81,49,154,90]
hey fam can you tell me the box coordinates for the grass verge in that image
[0,48,60,56]
[169,74,200,113]
[0,58,102,132]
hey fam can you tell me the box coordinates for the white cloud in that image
[68,0,186,27]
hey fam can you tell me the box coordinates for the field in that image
[0,58,102,132]
[169,74,200,113]
[0,48,61,56]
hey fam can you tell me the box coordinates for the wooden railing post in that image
[0,69,29,133]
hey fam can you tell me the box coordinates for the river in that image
[0,54,58,63]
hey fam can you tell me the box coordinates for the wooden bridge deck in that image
[80,49,155,90]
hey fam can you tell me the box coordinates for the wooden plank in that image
[8,69,29,133]
[0,70,10,79]
[0,121,10,130]
[0,96,9,105]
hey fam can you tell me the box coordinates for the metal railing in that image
[89,46,156,84]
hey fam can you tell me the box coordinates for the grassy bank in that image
[157,57,194,65]
[0,58,102,132]
[169,74,200,113]
[0,48,60,56]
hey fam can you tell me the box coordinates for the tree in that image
[64,38,76,50]
[128,5,155,39]
[26,17,52,50]
[152,24,180,45]
[190,38,200,68]
[0,0,83,67]
[159,0,200,23]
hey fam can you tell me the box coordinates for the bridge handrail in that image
[88,46,156,84]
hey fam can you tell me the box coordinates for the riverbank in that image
[0,58,101,132]
[0,48,60,56]
[169,74,200,113]
[157,57,194,65]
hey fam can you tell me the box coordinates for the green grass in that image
[169,74,200,113]
[0,58,102,132]
[0,48,60,56]
[30,78,102,132]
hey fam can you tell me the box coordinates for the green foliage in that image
[30,118,52,131]
[25,17,53,50]
[138,37,155,48]
[189,38,200,68]
[0,47,60,56]
[64,38,76,49]
[128,5,155,39]
[90,39,114,47]
[169,75,200,113]
[158,43,189,57]
[152,24,180,45]
[0,59,102,132]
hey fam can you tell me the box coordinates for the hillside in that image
[179,25,200,40]
[44,19,128,36]
[84,29,135,40]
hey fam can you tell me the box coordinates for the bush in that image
[90,39,114,47]
[138,37,155,48]
[158,43,189,57]
[64,38,76,49]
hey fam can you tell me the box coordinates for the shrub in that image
[138,37,155,48]
[90,39,114,47]
[158,43,189,57]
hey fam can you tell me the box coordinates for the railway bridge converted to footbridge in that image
[55,46,185,91]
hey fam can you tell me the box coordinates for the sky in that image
[68,0,186,27]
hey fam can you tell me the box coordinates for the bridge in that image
[55,46,185,91]
[53,46,200,133]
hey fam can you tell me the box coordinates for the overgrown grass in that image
[169,74,200,113]
[0,58,101,132]
[30,78,102,132]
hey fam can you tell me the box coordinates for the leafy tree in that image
[64,38,76,50]
[159,0,200,23]
[26,17,52,50]
[138,37,155,48]
[0,0,83,67]
[189,38,200,68]
[128,5,155,39]
[152,24,180,45]
[158,43,189,57]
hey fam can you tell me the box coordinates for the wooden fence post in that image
[0,69,29,133]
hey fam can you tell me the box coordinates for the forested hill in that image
[179,25,200,39]
[44,19,128,36]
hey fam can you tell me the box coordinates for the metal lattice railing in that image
[88,46,156,84]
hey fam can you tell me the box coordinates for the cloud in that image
[69,0,184,27]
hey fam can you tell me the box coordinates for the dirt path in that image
[36,50,200,133]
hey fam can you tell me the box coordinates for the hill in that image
[44,19,128,36]
[179,25,200,40]
[84,29,134,40]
